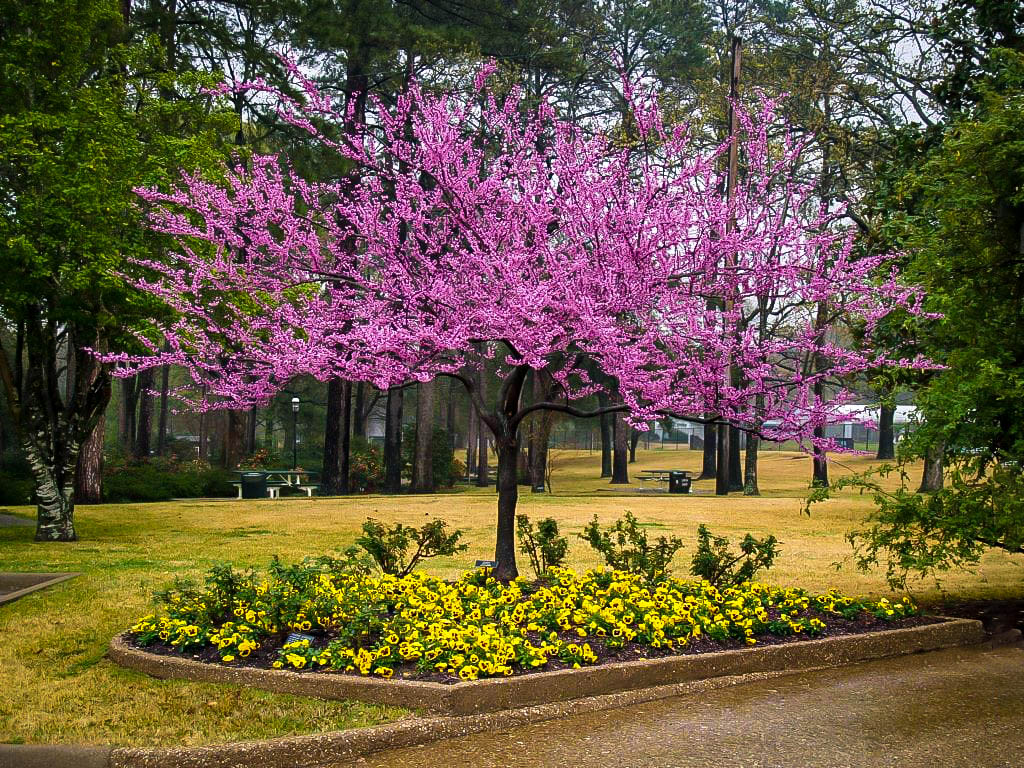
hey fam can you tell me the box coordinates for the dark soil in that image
[925,597,1024,636]
[128,612,940,685]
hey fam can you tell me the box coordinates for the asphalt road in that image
[337,644,1024,768]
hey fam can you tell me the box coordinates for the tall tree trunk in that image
[74,411,105,504]
[919,441,945,492]
[476,412,489,486]
[156,358,170,455]
[629,427,641,463]
[446,379,457,453]
[466,405,478,475]
[353,382,366,439]
[119,376,138,456]
[411,379,436,492]
[493,436,519,580]
[715,420,731,495]
[812,424,830,487]
[223,410,246,469]
[246,406,257,456]
[611,410,630,483]
[322,378,352,495]
[876,403,895,460]
[383,386,403,492]
[700,419,717,479]
[598,393,612,477]
[729,424,743,491]
[134,368,155,460]
[743,432,760,496]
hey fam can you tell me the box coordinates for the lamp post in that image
[291,396,300,469]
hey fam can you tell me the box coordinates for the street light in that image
[291,397,300,469]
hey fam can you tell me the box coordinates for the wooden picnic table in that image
[638,469,693,481]
[231,469,320,498]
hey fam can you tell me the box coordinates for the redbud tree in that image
[115,64,928,581]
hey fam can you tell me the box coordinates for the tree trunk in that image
[74,411,105,504]
[701,420,717,479]
[466,405,478,475]
[222,410,246,469]
[134,368,155,460]
[743,432,760,496]
[119,376,138,456]
[611,411,629,483]
[876,403,895,460]
[476,411,489,486]
[322,378,352,495]
[411,379,436,492]
[353,382,366,439]
[246,406,257,456]
[812,423,829,487]
[919,441,944,492]
[446,380,457,453]
[729,424,743,491]
[598,394,612,478]
[156,360,170,455]
[493,436,519,582]
[629,427,641,463]
[715,421,731,495]
[384,386,403,492]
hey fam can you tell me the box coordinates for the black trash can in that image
[240,472,266,499]
[668,471,691,494]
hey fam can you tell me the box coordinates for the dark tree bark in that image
[134,368,155,460]
[700,419,717,479]
[715,420,731,495]
[411,378,436,492]
[74,404,105,504]
[729,424,743,491]
[446,379,457,453]
[246,405,257,455]
[812,423,830,487]
[476,361,489,487]
[119,376,138,456]
[919,441,945,492]
[353,382,366,439]
[629,427,641,463]
[743,433,760,496]
[383,386,403,492]
[223,410,246,470]
[466,403,478,475]
[156,359,170,455]
[598,393,612,477]
[321,378,352,495]
[876,403,896,460]
[611,410,630,483]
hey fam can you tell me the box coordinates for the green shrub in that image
[356,517,468,576]
[579,511,684,582]
[102,458,234,502]
[689,524,780,588]
[516,514,569,578]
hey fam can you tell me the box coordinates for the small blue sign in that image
[475,559,498,568]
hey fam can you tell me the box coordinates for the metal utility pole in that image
[716,35,742,496]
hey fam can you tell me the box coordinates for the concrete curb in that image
[109,617,984,716]
[0,572,80,606]
[4,618,984,768]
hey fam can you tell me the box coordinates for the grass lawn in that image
[1,448,1021,747]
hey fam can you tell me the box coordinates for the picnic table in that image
[231,469,320,499]
[638,469,693,493]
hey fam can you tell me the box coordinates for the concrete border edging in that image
[0,572,80,605]
[109,617,984,716]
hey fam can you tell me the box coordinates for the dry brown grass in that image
[0,447,1020,747]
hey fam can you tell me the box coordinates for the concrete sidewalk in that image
[337,644,1024,768]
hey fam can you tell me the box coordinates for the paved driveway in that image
[338,645,1024,768]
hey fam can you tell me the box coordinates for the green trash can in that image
[668,471,691,494]
[240,472,266,499]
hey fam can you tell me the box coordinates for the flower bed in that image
[127,560,924,683]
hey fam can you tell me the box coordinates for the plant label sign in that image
[475,560,498,568]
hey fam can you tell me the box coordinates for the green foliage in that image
[102,458,234,502]
[689,525,780,588]
[356,517,468,577]
[516,514,569,578]
[579,511,684,582]
[809,463,1024,589]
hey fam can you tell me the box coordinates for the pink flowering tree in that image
[113,64,928,580]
